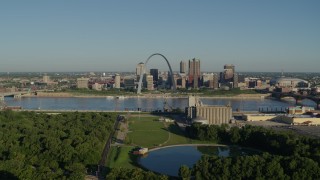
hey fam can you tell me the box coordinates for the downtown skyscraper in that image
[180,61,186,74]
[188,58,200,89]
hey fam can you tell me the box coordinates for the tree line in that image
[182,123,320,179]
[106,167,168,180]
[181,153,320,180]
[0,110,116,179]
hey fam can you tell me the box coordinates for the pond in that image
[138,145,259,177]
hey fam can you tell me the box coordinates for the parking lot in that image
[237,120,320,138]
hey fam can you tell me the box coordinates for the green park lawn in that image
[129,117,164,130]
[163,123,190,145]
[106,146,136,169]
[127,116,169,148]
[126,116,212,148]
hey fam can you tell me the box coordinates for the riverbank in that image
[22,92,270,99]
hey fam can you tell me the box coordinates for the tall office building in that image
[233,73,238,88]
[176,74,186,89]
[213,73,219,89]
[223,64,235,81]
[114,74,121,89]
[150,69,159,82]
[43,74,50,83]
[188,58,200,88]
[220,64,238,88]
[181,76,186,89]
[143,74,154,90]
[136,62,145,77]
[180,61,186,73]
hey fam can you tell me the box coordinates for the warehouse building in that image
[186,96,232,125]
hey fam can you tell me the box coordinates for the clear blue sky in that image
[1,0,319,72]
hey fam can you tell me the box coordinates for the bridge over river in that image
[271,91,320,109]
[0,91,31,100]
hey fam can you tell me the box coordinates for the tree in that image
[178,165,191,180]
[229,127,240,144]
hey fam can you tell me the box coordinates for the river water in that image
[4,96,316,111]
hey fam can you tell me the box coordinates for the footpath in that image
[114,114,130,145]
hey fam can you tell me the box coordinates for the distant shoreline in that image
[22,92,269,99]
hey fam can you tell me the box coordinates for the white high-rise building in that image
[136,62,145,76]
[143,74,154,90]
[114,74,121,89]
[43,74,50,83]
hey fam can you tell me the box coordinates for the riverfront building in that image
[278,114,320,125]
[195,106,232,124]
[244,106,320,125]
[244,114,278,121]
[245,113,320,126]
[77,78,89,89]
[187,96,232,125]
[287,106,314,114]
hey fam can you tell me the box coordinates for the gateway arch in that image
[137,53,176,94]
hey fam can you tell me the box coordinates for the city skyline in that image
[1,1,319,72]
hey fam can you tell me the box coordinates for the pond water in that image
[138,145,259,177]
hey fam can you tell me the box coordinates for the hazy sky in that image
[1,1,319,72]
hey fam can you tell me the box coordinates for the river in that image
[3,96,317,111]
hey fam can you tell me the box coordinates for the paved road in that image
[242,120,320,138]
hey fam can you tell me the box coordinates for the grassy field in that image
[164,123,214,145]
[127,116,169,148]
[126,116,213,147]
[106,146,136,169]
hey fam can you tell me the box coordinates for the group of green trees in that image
[191,153,320,179]
[0,110,116,179]
[184,123,320,179]
[106,167,168,180]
